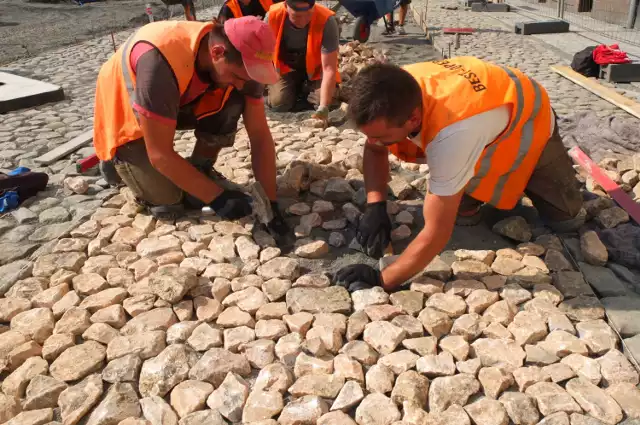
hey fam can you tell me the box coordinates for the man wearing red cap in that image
[93,17,288,237]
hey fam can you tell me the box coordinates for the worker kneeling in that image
[93,17,288,237]
[266,0,341,123]
[334,57,586,292]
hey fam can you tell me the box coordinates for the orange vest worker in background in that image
[266,0,341,124]
[93,18,289,241]
[334,57,585,292]
[218,0,274,22]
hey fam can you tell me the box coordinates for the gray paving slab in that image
[0,71,64,113]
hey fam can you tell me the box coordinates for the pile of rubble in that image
[1,123,639,425]
[338,41,389,102]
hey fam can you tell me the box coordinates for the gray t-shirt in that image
[266,12,339,71]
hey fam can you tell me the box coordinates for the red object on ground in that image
[593,44,631,65]
[443,27,475,34]
[76,153,100,173]
[569,146,640,225]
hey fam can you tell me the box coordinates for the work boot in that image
[99,160,122,187]
[545,208,587,234]
[456,205,483,226]
[397,25,406,35]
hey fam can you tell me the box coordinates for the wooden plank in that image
[568,146,640,225]
[551,65,640,120]
[34,129,93,165]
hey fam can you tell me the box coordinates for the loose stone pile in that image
[1,122,639,425]
[338,41,389,102]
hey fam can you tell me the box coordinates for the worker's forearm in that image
[381,225,450,289]
[364,145,389,203]
[319,71,337,109]
[250,137,277,201]
[153,153,223,203]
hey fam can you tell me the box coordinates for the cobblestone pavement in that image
[1,7,640,425]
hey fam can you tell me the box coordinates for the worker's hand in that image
[311,107,329,128]
[334,264,383,292]
[357,201,392,259]
[210,189,253,220]
[267,201,291,245]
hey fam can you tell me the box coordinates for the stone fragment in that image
[566,378,622,424]
[543,363,577,383]
[139,344,199,397]
[451,313,487,341]
[499,392,540,425]
[254,362,293,393]
[102,354,142,383]
[85,382,141,425]
[597,349,639,386]
[595,207,629,228]
[479,367,514,399]
[559,296,605,322]
[493,216,532,242]
[416,351,456,377]
[243,390,284,422]
[58,374,104,425]
[340,340,379,365]
[107,330,166,361]
[417,307,452,338]
[149,267,197,303]
[464,397,510,425]
[501,283,533,306]
[483,300,517,326]
[508,311,548,346]
[580,231,608,266]
[223,326,255,352]
[3,408,53,425]
[366,364,395,394]
[10,307,55,344]
[526,344,560,365]
[188,347,251,387]
[452,260,493,280]
[363,321,406,355]
[178,410,225,425]
[561,354,602,385]
[525,382,582,416]
[513,366,551,392]
[120,307,177,335]
[287,286,352,314]
[257,257,300,280]
[538,330,589,358]
[439,335,470,361]
[288,373,344,398]
[466,289,499,314]
[140,395,178,425]
[50,341,105,382]
[575,320,617,356]
[332,381,365,411]
[606,382,640,419]
[425,293,467,318]
[428,374,481,413]
[168,380,213,419]
[279,396,328,425]
[187,323,223,351]
[207,372,250,422]
[355,393,401,425]
[274,332,303,367]
[471,338,526,372]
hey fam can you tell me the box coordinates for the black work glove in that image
[267,201,291,245]
[356,201,392,259]
[210,190,253,220]
[334,264,383,293]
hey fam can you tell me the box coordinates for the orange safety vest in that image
[226,0,273,18]
[93,21,233,161]
[268,2,341,82]
[390,57,553,210]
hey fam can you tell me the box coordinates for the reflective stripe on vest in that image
[120,35,137,107]
[465,66,543,206]
[268,2,341,82]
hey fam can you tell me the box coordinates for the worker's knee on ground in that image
[114,163,183,207]
[268,90,296,112]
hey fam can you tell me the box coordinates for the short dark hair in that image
[348,63,422,127]
[209,20,243,65]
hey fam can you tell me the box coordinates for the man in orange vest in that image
[94,17,289,238]
[334,58,585,292]
[218,0,274,22]
[266,0,341,124]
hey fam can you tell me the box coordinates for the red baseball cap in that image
[224,16,279,85]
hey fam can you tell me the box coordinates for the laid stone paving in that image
[1,5,640,425]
